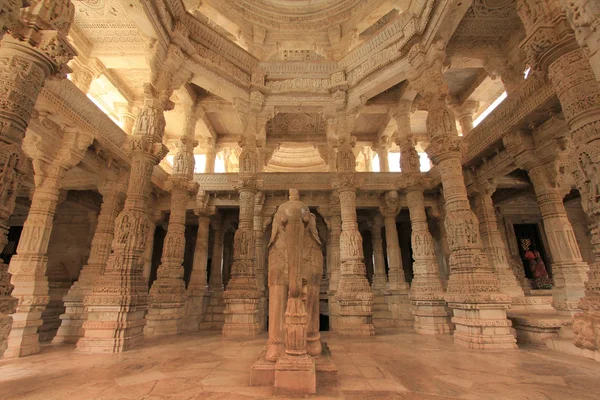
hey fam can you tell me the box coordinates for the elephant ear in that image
[308,213,321,246]
[268,210,282,248]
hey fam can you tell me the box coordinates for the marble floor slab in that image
[1,330,599,400]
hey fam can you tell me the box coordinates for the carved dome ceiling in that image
[265,144,328,172]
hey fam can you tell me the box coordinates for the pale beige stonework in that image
[1,2,600,397]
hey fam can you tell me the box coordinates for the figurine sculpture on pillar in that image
[251,189,337,394]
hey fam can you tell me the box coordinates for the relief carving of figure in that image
[265,189,323,362]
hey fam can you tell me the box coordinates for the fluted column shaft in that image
[371,216,387,292]
[472,190,526,305]
[53,183,126,344]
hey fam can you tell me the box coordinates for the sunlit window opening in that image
[214,152,226,173]
[524,67,531,79]
[194,154,206,173]
[388,152,401,172]
[371,153,380,172]
[165,154,174,166]
[473,91,507,128]
[87,75,127,127]
[419,152,431,172]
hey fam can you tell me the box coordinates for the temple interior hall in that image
[1,0,600,399]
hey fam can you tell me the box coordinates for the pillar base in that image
[76,305,146,354]
[222,294,261,337]
[199,288,225,330]
[372,292,394,328]
[385,291,414,328]
[180,290,210,333]
[0,313,12,358]
[336,298,375,336]
[144,281,186,337]
[52,302,86,344]
[411,298,453,335]
[4,319,43,359]
[449,302,517,350]
[274,355,316,396]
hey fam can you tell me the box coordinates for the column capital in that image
[195,190,215,217]
[379,190,401,217]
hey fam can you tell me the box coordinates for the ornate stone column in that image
[253,193,270,331]
[517,0,600,355]
[504,130,588,314]
[560,0,600,83]
[362,146,373,172]
[205,143,217,173]
[5,126,92,358]
[53,178,127,344]
[471,179,526,308]
[425,99,516,349]
[374,137,390,172]
[400,137,452,335]
[371,215,387,292]
[222,137,261,337]
[408,42,515,349]
[381,192,408,292]
[450,100,479,136]
[181,192,213,332]
[200,214,226,329]
[78,83,173,353]
[320,202,341,331]
[334,134,374,336]
[0,0,76,358]
[146,136,199,336]
[115,103,137,135]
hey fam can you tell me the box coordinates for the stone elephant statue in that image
[265,189,323,362]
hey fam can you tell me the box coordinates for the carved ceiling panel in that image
[266,113,327,136]
[352,113,389,135]
[449,0,521,45]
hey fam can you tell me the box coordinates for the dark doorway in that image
[319,314,329,331]
[0,225,23,264]
[513,223,552,282]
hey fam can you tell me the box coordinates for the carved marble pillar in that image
[371,215,387,292]
[0,0,76,358]
[517,0,600,354]
[374,136,390,172]
[115,103,137,135]
[200,215,226,330]
[381,191,408,292]
[471,180,527,308]
[181,204,212,332]
[222,138,261,337]
[400,137,451,335]
[362,147,373,172]
[146,136,199,337]
[53,179,126,344]
[334,134,374,336]
[321,207,341,331]
[78,85,172,353]
[560,0,600,83]
[425,99,516,350]
[253,193,270,331]
[205,147,217,173]
[451,100,478,136]
[504,130,588,314]
[5,127,92,358]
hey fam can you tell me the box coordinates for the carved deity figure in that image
[266,189,323,362]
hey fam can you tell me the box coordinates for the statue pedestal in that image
[274,355,316,395]
[250,343,338,393]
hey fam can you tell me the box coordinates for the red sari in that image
[524,250,552,289]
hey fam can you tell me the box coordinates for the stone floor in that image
[1,330,599,400]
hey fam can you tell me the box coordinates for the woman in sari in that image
[523,244,552,289]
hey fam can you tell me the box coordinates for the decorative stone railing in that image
[462,74,559,164]
[194,172,435,192]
